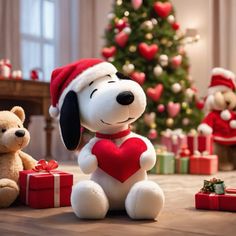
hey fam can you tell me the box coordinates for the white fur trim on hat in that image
[220,109,231,120]
[207,85,232,95]
[58,62,117,109]
[230,120,236,129]
[49,105,59,118]
[197,123,213,135]
[212,67,235,80]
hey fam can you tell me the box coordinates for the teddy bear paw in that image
[0,179,19,208]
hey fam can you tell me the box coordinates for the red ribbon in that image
[33,159,58,172]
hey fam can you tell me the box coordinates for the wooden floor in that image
[1,162,236,236]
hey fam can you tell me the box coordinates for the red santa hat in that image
[208,67,236,95]
[49,58,117,117]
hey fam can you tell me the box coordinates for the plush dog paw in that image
[0,179,19,208]
[78,154,98,174]
[125,180,165,220]
[71,180,109,219]
[140,151,156,171]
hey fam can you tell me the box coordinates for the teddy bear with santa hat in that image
[49,58,164,220]
[198,67,236,171]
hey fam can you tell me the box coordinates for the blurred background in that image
[0,0,235,160]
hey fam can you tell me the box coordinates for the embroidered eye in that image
[108,81,116,83]
[18,125,21,128]
[1,128,6,133]
[90,89,98,98]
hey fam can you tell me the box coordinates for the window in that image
[20,0,56,81]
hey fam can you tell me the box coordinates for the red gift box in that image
[19,169,73,209]
[187,134,213,155]
[190,154,218,175]
[195,192,236,211]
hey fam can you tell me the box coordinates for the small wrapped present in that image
[187,130,213,155]
[161,128,187,155]
[19,160,73,209]
[190,151,218,175]
[175,146,190,174]
[195,178,236,211]
[150,146,175,174]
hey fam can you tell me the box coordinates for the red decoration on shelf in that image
[138,43,159,60]
[115,31,129,47]
[29,70,39,81]
[153,2,172,18]
[172,22,180,30]
[146,84,163,102]
[101,46,117,59]
[167,102,180,117]
[130,71,146,85]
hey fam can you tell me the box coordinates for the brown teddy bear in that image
[0,106,37,208]
[198,68,236,171]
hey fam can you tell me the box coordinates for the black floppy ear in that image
[116,72,132,80]
[59,91,81,150]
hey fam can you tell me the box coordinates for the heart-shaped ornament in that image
[144,112,156,126]
[130,71,146,85]
[132,0,143,10]
[92,138,147,182]
[115,18,128,31]
[101,46,116,59]
[153,2,172,18]
[171,55,182,68]
[115,31,129,48]
[138,43,159,60]
[167,102,180,117]
[146,84,163,102]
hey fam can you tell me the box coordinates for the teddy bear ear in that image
[11,106,25,123]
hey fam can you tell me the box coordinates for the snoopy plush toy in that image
[49,58,164,220]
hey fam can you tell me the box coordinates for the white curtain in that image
[0,0,20,69]
[217,0,236,72]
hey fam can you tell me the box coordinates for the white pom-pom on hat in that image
[49,105,59,118]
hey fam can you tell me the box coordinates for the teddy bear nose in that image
[116,91,134,105]
[15,130,25,137]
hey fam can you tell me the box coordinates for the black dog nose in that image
[116,91,134,105]
[15,130,25,137]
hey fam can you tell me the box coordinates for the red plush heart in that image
[138,43,158,60]
[115,31,129,48]
[101,46,116,59]
[130,71,146,85]
[146,84,163,102]
[92,138,147,183]
[153,2,172,18]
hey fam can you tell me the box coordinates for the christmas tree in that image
[101,0,203,140]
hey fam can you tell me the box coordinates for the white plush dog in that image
[49,58,164,220]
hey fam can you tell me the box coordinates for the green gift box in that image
[175,157,189,174]
[150,152,175,174]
